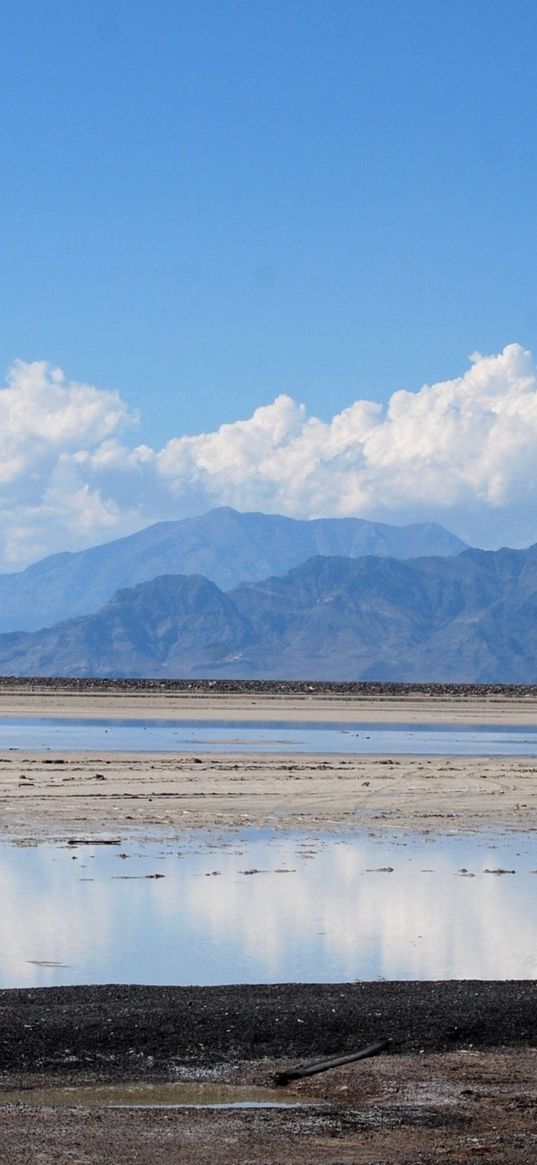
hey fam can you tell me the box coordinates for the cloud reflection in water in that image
[0,831,535,988]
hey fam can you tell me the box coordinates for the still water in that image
[1,829,535,988]
[0,1082,313,1108]
[2,717,537,754]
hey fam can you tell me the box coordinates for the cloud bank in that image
[1,343,537,570]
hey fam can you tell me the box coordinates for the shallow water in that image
[1,829,536,988]
[0,1081,312,1108]
[2,716,537,754]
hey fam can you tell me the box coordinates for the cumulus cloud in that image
[2,343,537,569]
[0,361,138,566]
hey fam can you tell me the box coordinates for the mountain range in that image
[0,507,467,632]
[2,543,537,682]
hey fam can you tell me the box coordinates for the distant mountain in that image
[2,543,537,682]
[0,507,467,632]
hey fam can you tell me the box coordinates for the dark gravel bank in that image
[2,677,537,695]
[1,981,536,1080]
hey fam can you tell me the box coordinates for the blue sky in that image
[2,0,537,565]
[3,0,537,440]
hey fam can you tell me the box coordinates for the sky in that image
[2,0,537,569]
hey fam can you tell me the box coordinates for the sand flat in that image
[0,686,536,840]
[1,749,537,841]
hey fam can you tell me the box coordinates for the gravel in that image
[1,981,536,1080]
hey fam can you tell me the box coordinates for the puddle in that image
[1,829,536,987]
[0,1081,314,1108]
[2,716,537,755]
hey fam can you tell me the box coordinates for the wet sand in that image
[1,682,536,1162]
[2,749,537,840]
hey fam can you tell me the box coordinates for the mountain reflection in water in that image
[0,830,535,988]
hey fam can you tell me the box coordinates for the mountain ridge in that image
[1,542,537,682]
[0,507,468,632]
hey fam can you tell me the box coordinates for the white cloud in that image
[2,343,537,569]
[1,835,534,986]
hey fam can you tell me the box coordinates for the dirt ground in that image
[1,982,537,1164]
[1,1049,537,1164]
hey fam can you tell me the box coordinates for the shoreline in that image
[3,678,537,723]
[2,980,536,1078]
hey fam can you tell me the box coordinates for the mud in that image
[1,983,537,1164]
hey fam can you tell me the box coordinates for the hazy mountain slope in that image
[1,544,537,681]
[0,507,468,632]
[0,575,256,679]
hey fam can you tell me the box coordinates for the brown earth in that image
[1,983,537,1164]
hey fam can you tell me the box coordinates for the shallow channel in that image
[3,716,537,754]
[1,829,536,988]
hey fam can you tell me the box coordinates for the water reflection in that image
[0,830,535,988]
[2,716,537,754]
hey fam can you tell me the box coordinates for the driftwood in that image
[274,1038,390,1085]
